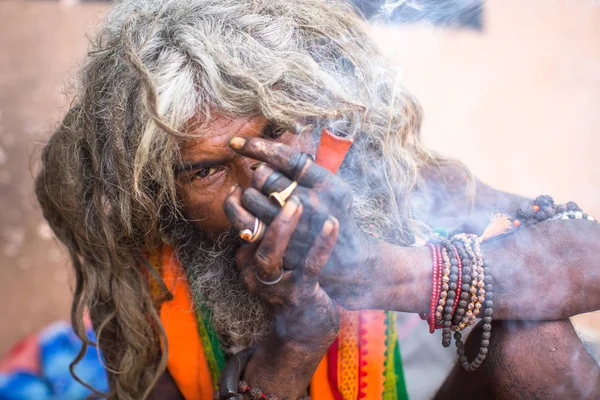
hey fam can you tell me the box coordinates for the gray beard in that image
[167,175,406,354]
[172,221,271,354]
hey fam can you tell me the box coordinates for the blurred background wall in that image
[0,0,599,356]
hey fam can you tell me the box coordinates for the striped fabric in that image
[152,246,409,400]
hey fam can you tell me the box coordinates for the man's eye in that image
[192,167,218,179]
[263,123,285,139]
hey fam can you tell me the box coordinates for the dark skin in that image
[178,116,339,398]
[436,319,600,399]
[174,115,600,398]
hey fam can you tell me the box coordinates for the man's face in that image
[172,115,316,349]
[176,115,316,238]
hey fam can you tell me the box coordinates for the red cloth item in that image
[0,333,40,375]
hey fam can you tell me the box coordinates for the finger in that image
[304,216,339,278]
[252,164,293,196]
[254,196,303,282]
[223,185,257,233]
[241,187,279,224]
[230,137,330,187]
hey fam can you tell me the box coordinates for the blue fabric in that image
[0,322,108,400]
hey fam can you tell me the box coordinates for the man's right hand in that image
[223,182,340,399]
[224,185,340,344]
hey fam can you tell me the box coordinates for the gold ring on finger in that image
[269,181,298,208]
[239,218,265,243]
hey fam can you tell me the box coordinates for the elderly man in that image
[34,0,600,399]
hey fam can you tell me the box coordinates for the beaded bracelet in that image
[435,245,451,328]
[513,195,595,229]
[424,243,443,333]
[215,347,310,400]
[215,381,311,400]
[425,195,597,371]
[450,245,463,318]
[426,231,492,370]
[455,258,494,371]
[451,234,483,331]
[441,242,460,347]
[452,241,471,329]
[234,381,310,400]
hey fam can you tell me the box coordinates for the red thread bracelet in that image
[427,244,442,333]
[433,244,444,330]
[425,244,437,330]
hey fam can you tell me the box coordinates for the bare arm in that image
[372,217,600,320]
[220,138,600,399]
[283,158,600,320]
[407,163,600,319]
[484,218,600,320]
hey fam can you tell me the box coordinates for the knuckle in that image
[304,252,325,273]
[304,191,320,209]
[305,162,328,181]
[303,260,320,276]
[254,248,278,269]
[312,238,330,254]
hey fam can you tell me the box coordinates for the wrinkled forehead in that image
[177,114,263,155]
[178,112,318,148]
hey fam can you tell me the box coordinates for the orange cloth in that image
[358,310,387,400]
[159,247,214,400]
[158,248,392,400]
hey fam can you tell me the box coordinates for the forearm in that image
[485,219,600,320]
[241,296,339,399]
[369,242,430,313]
[376,219,600,320]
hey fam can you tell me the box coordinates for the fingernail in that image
[250,162,266,171]
[322,216,337,235]
[229,137,246,150]
[281,196,299,218]
[228,184,238,194]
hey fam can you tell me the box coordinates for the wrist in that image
[272,310,338,349]
[370,242,431,313]
[243,333,328,399]
[272,289,340,346]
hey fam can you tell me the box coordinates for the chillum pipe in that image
[218,347,256,399]
[314,128,353,173]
